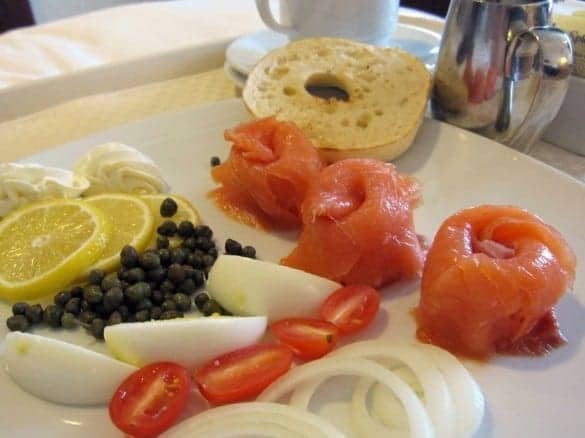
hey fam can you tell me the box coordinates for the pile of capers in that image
[6,197,257,339]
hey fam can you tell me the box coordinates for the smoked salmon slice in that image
[281,158,424,288]
[416,205,576,358]
[210,117,323,229]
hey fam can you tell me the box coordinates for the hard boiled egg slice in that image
[2,332,136,406]
[207,255,341,321]
[104,316,267,369]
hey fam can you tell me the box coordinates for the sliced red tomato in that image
[271,318,339,360]
[109,362,191,438]
[194,344,293,405]
[320,284,380,335]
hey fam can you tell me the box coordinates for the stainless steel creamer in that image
[432,0,573,152]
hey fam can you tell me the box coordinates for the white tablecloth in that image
[0,0,444,90]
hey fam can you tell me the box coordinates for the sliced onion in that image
[289,341,453,438]
[257,357,433,438]
[370,380,411,429]
[351,378,409,438]
[420,344,485,437]
[162,402,343,438]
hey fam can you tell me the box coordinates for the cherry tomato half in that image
[271,318,339,360]
[194,344,292,405]
[320,284,380,335]
[109,362,191,438]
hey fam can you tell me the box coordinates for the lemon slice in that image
[84,193,155,274]
[141,194,201,248]
[0,199,109,301]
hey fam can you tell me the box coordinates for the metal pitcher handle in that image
[498,26,573,152]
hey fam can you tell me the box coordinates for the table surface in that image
[0,0,583,184]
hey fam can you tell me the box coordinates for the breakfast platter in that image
[0,97,583,437]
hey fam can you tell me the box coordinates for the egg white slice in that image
[104,316,267,369]
[2,332,136,406]
[207,255,341,321]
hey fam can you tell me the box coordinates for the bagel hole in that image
[305,73,349,102]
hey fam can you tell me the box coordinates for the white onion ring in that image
[257,357,433,438]
[419,344,485,437]
[162,402,343,438]
[351,378,409,438]
[289,341,453,438]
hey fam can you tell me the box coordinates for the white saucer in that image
[223,61,247,90]
[226,23,441,77]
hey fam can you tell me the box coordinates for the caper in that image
[135,298,153,311]
[202,254,215,267]
[80,299,91,312]
[194,293,209,311]
[160,310,183,320]
[70,286,84,298]
[79,310,96,325]
[88,269,105,286]
[44,305,64,328]
[156,236,170,249]
[161,299,177,312]
[125,282,150,304]
[158,248,171,266]
[160,198,178,217]
[65,297,81,315]
[54,291,72,307]
[207,247,218,258]
[195,236,214,251]
[192,269,205,288]
[182,237,197,251]
[225,238,242,255]
[12,302,29,316]
[177,221,195,238]
[177,279,196,295]
[107,311,122,326]
[60,312,77,329]
[160,279,175,294]
[210,156,221,167]
[150,306,162,320]
[151,289,164,305]
[104,286,124,311]
[25,304,43,324]
[173,293,192,312]
[140,251,161,270]
[118,305,130,322]
[120,245,140,268]
[194,225,213,238]
[147,267,166,283]
[125,267,146,284]
[101,273,122,291]
[167,263,186,284]
[135,309,150,322]
[157,220,177,236]
[170,247,188,265]
[90,318,105,339]
[83,285,103,304]
[201,299,223,316]
[7,315,29,331]
[242,245,256,259]
[187,252,204,268]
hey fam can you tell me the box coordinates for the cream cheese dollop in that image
[0,163,89,217]
[74,142,169,196]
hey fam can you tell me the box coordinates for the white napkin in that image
[0,0,263,90]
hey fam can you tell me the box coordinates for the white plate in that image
[1,99,585,437]
[226,23,441,77]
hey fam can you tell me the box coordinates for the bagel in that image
[242,37,432,162]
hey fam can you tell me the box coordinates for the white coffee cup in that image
[255,0,399,46]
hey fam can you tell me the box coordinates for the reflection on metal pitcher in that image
[432,0,573,153]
